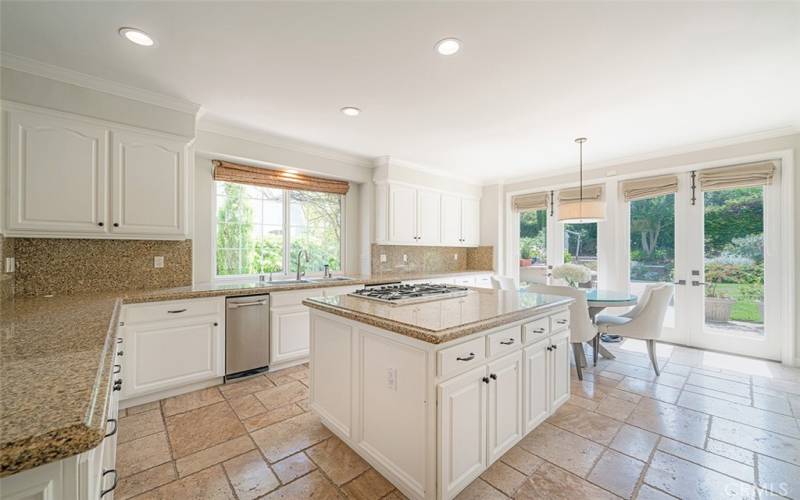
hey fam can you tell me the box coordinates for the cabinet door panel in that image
[487,351,523,462]
[124,317,220,397]
[271,306,310,364]
[524,339,550,432]
[460,198,480,246]
[7,110,108,233]
[111,132,185,236]
[416,189,441,244]
[550,330,571,410]
[388,185,417,243]
[438,365,487,500]
[440,194,462,245]
[310,315,353,437]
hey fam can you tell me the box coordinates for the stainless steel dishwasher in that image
[225,294,270,380]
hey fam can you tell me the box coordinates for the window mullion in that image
[283,189,291,276]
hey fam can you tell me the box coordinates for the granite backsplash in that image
[12,238,192,296]
[371,244,493,277]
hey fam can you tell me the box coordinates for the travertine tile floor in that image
[115,340,800,499]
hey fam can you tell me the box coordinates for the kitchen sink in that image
[266,279,311,285]
[308,276,355,283]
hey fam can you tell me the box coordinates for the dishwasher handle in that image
[228,300,268,309]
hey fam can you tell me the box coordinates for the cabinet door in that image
[438,365,487,500]
[440,194,462,245]
[271,305,311,364]
[460,197,480,246]
[549,330,571,410]
[487,351,523,462]
[523,339,550,432]
[111,131,186,237]
[7,110,109,234]
[122,317,222,398]
[416,189,441,244]
[388,185,418,243]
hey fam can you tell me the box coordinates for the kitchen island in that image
[303,287,573,500]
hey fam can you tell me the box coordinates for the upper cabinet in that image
[376,182,479,247]
[4,107,191,240]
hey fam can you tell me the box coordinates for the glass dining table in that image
[585,289,638,360]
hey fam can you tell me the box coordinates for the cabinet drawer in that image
[124,298,220,324]
[522,317,550,344]
[474,276,493,289]
[453,276,476,286]
[438,337,486,378]
[550,310,570,332]
[487,327,522,357]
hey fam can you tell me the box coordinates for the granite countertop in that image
[302,288,573,344]
[0,293,121,477]
[122,270,494,304]
[0,269,494,476]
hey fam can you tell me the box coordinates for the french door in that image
[627,170,783,360]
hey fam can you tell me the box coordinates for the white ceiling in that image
[1,1,798,184]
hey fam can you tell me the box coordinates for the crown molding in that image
[500,125,800,186]
[377,155,484,186]
[0,52,202,115]
[197,115,373,169]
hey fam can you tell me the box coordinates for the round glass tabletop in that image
[586,289,637,303]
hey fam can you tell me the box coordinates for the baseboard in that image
[120,377,223,409]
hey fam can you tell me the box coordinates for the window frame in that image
[212,182,347,280]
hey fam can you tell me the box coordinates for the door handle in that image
[500,339,515,345]
[673,280,686,285]
[456,353,476,362]
[228,301,268,309]
[167,309,187,314]
[692,281,707,287]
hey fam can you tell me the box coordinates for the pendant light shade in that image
[558,137,606,223]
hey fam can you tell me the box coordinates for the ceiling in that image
[1,1,798,184]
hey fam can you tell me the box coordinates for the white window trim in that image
[211,183,347,281]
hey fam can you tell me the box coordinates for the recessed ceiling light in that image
[340,107,361,117]
[119,27,155,47]
[435,38,461,56]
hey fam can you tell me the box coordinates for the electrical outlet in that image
[386,367,398,391]
[454,253,458,260]
[380,254,387,263]
[154,256,164,268]
[403,254,408,263]
[4,257,15,273]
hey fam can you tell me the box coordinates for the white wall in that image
[498,133,800,364]
[192,128,374,283]
[479,184,503,272]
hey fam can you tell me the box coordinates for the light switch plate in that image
[380,254,387,263]
[4,257,15,273]
[154,256,164,268]
[403,254,408,263]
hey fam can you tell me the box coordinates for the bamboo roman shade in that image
[698,161,777,192]
[621,175,679,202]
[212,160,350,195]
[558,185,604,204]
[512,191,549,212]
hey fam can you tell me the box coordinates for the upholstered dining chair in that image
[526,283,598,380]
[595,283,674,375]
[490,276,516,290]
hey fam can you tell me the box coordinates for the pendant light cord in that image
[579,140,583,202]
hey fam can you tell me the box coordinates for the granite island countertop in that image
[0,293,121,477]
[302,288,573,344]
[0,270,495,476]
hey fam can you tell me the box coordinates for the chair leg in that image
[646,339,660,376]
[572,343,584,380]
[592,335,600,366]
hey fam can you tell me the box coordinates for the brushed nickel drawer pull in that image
[456,353,476,362]
[500,339,515,345]
[167,309,187,314]
[533,328,546,333]
[556,319,568,324]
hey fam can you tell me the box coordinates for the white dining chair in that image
[595,283,674,375]
[527,283,598,380]
[490,276,516,290]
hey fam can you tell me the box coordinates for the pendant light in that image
[558,137,605,223]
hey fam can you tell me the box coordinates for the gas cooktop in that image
[348,283,470,305]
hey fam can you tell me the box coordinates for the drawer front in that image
[550,310,570,332]
[523,317,550,344]
[124,298,220,324]
[474,275,493,289]
[438,337,486,378]
[487,327,522,357]
[271,289,321,307]
[453,276,476,286]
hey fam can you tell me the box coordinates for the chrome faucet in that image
[296,250,309,280]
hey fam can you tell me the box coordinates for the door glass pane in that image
[519,209,547,286]
[703,187,764,335]
[563,223,597,287]
[629,194,675,328]
[288,190,343,273]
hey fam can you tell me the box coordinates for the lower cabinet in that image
[487,352,523,462]
[523,329,571,433]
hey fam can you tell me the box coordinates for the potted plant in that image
[551,263,592,288]
[519,239,533,267]
[704,282,735,322]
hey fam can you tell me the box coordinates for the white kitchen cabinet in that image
[487,351,523,462]
[416,189,442,245]
[6,109,109,234]
[376,181,479,247]
[523,338,550,432]
[389,184,418,244]
[549,330,571,409]
[3,104,191,240]
[111,131,186,237]
[119,297,225,401]
[271,305,311,364]
[438,365,488,500]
